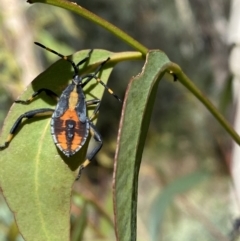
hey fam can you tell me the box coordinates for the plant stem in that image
[28,0,148,55]
[168,62,240,145]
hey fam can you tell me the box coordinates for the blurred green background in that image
[0,0,237,240]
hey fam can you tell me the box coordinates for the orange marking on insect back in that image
[59,109,79,123]
[56,133,68,150]
[54,109,87,153]
[71,144,81,150]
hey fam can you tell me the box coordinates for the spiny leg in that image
[15,88,59,104]
[0,108,54,150]
[76,121,102,180]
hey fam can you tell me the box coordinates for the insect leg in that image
[15,88,59,104]
[81,58,110,88]
[0,108,54,150]
[86,99,101,121]
[76,49,93,68]
[76,121,102,180]
[86,99,100,106]
[80,57,121,102]
[83,73,122,102]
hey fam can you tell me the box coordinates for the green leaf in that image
[149,171,209,241]
[113,50,171,241]
[0,49,117,241]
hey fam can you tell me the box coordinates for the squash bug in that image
[0,42,121,180]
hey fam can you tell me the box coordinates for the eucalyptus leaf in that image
[113,50,171,241]
[0,49,116,241]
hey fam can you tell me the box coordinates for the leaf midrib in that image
[34,119,51,240]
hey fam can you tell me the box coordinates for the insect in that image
[0,42,121,180]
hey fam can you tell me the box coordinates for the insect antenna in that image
[34,42,79,77]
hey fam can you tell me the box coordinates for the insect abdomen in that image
[51,109,89,157]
